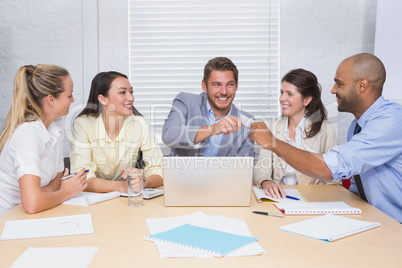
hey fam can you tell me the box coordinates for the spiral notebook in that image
[280,214,381,242]
[274,201,361,215]
[144,224,258,257]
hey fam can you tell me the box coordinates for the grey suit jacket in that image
[162,92,255,157]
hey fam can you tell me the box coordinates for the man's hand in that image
[194,115,242,144]
[212,115,242,135]
[250,122,275,150]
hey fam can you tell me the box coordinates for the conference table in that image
[0,185,401,268]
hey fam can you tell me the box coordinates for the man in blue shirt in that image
[251,53,402,222]
[162,57,254,157]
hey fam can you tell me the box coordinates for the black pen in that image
[252,211,284,217]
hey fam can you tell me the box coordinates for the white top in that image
[281,116,306,185]
[0,119,64,215]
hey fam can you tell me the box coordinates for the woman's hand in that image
[262,180,286,199]
[61,168,87,198]
[129,176,144,193]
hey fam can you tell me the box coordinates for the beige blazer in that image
[254,117,340,186]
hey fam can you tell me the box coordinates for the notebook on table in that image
[280,214,381,242]
[163,157,253,206]
[63,191,120,206]
[253,187,306,203]
[144,223,258,257]
[274,202,362,215]
[119,188,164,199]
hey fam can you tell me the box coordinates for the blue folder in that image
[144,223,258,257]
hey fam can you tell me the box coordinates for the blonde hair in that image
[0,64,69,151]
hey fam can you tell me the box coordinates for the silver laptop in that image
[163,157,253,206]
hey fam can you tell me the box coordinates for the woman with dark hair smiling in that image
[70,71,163,193]
[254,69,340,198]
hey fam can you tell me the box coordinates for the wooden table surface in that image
[0,185,401,268]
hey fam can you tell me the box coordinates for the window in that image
[129,0,279,142]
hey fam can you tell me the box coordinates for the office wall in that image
[0,0,85,156]
[375,0,402,104]
[280,0,377,144]
[0,0,377,150]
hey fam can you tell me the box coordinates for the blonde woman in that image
[254,69,339,198]
[0,64,87,216]
[70,71,163,193]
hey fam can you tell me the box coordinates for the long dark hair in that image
[77,71,144,167]
[77,71,142,118]
[282,68,327,138]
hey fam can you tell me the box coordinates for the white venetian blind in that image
[129,0,279,142]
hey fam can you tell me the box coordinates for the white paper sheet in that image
[63,191,120,206]
[146,211,266,258]
[0,213,94,240]
[11,247,98,268]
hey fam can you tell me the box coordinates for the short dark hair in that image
[203,57,239,85]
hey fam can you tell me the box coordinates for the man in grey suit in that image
[162,57,254,157]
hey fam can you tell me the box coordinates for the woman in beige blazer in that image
[254,69,339,199]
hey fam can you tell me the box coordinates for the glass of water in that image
[127,168,144,207]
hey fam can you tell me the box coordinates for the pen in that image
[62,169,89,180]
[286,195,300,201]
[252,211,284,217]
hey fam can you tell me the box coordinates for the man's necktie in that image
[353,122,368,202]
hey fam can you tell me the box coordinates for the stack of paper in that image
[145,211,265,258]
[145,224,258,257]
